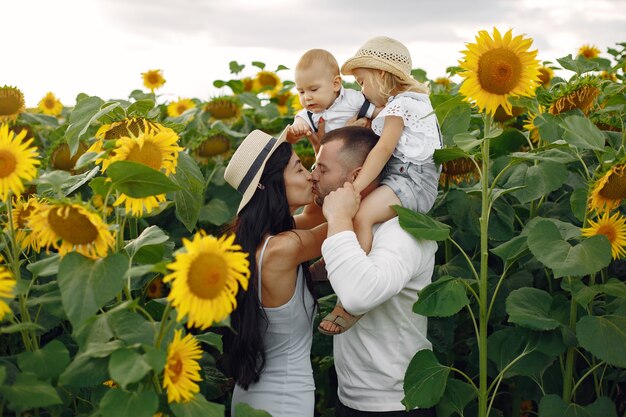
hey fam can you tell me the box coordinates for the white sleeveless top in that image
[231,236,316,417]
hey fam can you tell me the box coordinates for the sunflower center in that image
[169,356,183,383]
[0,95,21,116]
[125,142,163,170]
[477,48,522,95]
[147,73,160,84]
[48,206,99,245]
[596,225,616,243]
[187,253,228,299]
[45,98,55,109]
[258,73,278,88]
[599,167,626,200]
[177,104,188,114]
[0,150,17,178]
[17,205,35,228]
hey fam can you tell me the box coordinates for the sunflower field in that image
[0,29,625,417]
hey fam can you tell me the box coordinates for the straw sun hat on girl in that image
[341,36,413,83]
[224,127,289,214]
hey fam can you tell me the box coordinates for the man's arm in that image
[321,183,424,315]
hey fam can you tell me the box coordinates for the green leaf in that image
[433,147,471,165]
[107,160,180,198]
[577,313,626,367]
[488,327,555,378]
[534,113,566,143]
[65,97,119,154]
[395,206,451,241]
[506,288,561,330]
[170,152,205,232]
[403,349,449,409]
[556,54,600,75]
[99,388,158,417]
[490,128,527,157]
[127,99,155,117]
[435,379,476,417]
[560,115,606,151]
[413,276,469,317]
[570,188,588,222]
[0,322,45,334]
[527,219,612,278]
[251,61,266,70]
[453,133,483,152]
[433,95,472,146]
[195,332,223,353]
[169,393,225,417]
[509,162,568,204]
[229,61,245,74]
[0,372,62,409]
[233,403,273,417]
[491,235,528,263]
[26,255,60,278]
[510,147,579,163]
[199,198,233,226]
[17,340,70,379]
[108,349,152,389]
[142,345,167,373]
[58,253,129,328]
[539,394,617,417]
[125,225,170,259]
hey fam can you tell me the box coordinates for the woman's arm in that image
[352,115,403,193]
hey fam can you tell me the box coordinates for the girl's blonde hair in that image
[367,69,429,103]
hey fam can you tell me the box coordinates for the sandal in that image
[318,306,362,336]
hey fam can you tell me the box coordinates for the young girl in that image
[319,36,442,335]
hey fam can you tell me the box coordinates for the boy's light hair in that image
[296,49,340,77]
[368,69,429,102]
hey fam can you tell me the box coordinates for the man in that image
[311,126,437,417]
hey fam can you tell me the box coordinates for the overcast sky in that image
[4,0,626,107]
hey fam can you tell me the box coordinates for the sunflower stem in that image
[155,302,173,349]
[478,114,492,417]
[562,276,578,402]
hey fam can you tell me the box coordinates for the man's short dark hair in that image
[321,126,379,170]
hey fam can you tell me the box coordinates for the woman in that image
[223,128,327,417]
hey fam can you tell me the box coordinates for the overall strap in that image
[357,96,371,119]
[257,235,274,303]
[306,111,318,132]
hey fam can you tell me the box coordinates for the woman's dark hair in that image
[224,142,316,389]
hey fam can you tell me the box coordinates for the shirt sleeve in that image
[321,228,425,315]
[295,109,314,129]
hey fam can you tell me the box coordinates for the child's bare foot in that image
[318,305,362,336]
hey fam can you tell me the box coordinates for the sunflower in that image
[548,77,599,115]
[272,90,296,116]
[102,380,119,388]
[440,157,480,186]
[537,66,554,86]
[493,105,524,123]
[289,93,303,112]
[0,86,26,124]
[433,77,452,91]
[253,70,282,95]
[241,77,257,93]
[167,98,196,118]
[91,194,113,216]
[37,92,63,116]
[194,133,231,164]
[142,69,166,92]
[589,163,626,213]
[582,211,626,259]
[599,71,617,82]
[578,44,601,59]
[0,267,15,319]
[163,232,250,330]
[458,28,541,116]
[100,126,182,216]
[10,196,41,251]
[204,96,242,122]
[162,329,203,403]
[0,123,40,202]
[146,276,165,299]
[28,201,116,259]
[89,117,161,157]
[51,142,88,172]
[523,106,545,144]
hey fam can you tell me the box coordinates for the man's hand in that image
[345,115,371,129]
[323,182,361,236]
